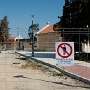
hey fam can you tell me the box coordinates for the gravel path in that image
[0,52,90,90]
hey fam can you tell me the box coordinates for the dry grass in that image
[20,59,64,77]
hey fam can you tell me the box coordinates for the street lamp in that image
[28,15,39,57]
[31,15,34,57]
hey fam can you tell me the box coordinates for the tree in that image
[0,16,9,50]
[0,16,9,43]
[53,0,89,51]
[60,0,89,28]
[28,24,39,40]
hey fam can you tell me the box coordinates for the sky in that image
[0,0,65,38]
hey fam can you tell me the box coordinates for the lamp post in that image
[31,15,34,57]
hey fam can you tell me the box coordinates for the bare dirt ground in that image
[0,52,90,90]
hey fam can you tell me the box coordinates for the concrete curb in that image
[15,52,90,85]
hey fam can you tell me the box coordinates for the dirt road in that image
[0,52,90,90]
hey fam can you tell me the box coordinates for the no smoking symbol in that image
[57,43,72,58]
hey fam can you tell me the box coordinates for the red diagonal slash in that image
[57,43,72,58]
[61,45,70,55]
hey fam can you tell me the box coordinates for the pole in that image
[87,25,89,59]
[79,28,80,53]
[31,15,34,57]
[17,27,19,51]
[18,35,19,51]
[63,28,64,42]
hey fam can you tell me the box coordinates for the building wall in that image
[4,39,37,51]
[16,39,37,51]
[6,40,16,50]
[37,32,62,51]
[82,42,90,53]
[15,39,31,51]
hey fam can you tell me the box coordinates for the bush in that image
[75,52,90,62]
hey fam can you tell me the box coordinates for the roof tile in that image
[37,25,54,34]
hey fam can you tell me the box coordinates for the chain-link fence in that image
[0,28,90,89]
[0,28,90,60]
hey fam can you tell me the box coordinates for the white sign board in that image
[56,42,74,66]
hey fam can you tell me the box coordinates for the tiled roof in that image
[8,36,16,40]
[37,25,54,34]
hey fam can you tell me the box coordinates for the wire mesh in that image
[0,28,90,90]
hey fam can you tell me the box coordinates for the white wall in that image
[82,42,90,53]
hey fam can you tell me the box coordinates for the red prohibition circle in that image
[57,43,72,58]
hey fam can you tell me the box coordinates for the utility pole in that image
[31,15,34,57]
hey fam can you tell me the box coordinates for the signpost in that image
[56,42,74,66]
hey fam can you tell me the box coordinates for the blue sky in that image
[0,0,65,38]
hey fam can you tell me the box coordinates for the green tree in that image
[0,16,9,49]
[28,24,39,40]
[53,0,89,51]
